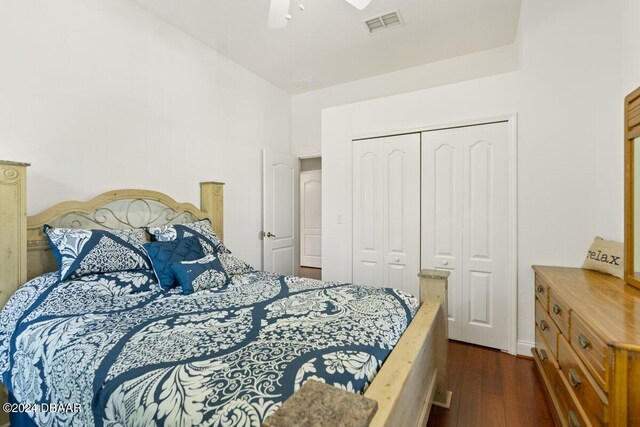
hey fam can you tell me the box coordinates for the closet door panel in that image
[382,136,420,296]
[353,142,383,286]
[461,123,509,350]
[421,129,464,340]
[422,122,510,350]
[353,134,420,295]
[468,140,492,260]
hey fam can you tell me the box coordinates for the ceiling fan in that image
[268,0,372,28]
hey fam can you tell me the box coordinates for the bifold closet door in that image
[352,134,420,296]
[421,122,510,351]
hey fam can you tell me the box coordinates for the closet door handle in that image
[568,368,582,388]
[540,320,549,331]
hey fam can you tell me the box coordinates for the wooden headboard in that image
[0,159,224,309]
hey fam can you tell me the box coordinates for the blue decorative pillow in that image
[148,219,228,255]
[143,236,205,290]
[171,254,231,294]
[44,225,152,281]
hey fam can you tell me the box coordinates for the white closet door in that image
[421,127,464,340]
[352,134,420,296]
[421,122,510,351]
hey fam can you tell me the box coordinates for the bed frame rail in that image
[364,269,452,426]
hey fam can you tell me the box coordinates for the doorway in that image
[299,157,322,280]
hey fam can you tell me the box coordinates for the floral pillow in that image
[171,253,230,294]
[148,219,228,255]
[44,225,152,281]
[217,252,256,276]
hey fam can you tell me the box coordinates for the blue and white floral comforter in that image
[0,266,418,426]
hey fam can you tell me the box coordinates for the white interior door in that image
[300,170,322,268]
[421,122,510,351]
[263,150,299,276]
[352,133,420,296]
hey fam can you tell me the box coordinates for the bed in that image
[0,160,451,427]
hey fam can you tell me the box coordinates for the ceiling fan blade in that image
[268,0,291,28]
[344,0,372,10]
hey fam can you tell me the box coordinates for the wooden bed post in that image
[365,269,451,427]
[200,181,225,242]
[419,269,452,409]
[0,160,30,309]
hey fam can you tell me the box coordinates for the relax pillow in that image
[171,253,230,294]
[143,236,205,290]
[582,236,623,279]
[44,225,151,281]
[148,219,228,255]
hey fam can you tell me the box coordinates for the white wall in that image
[292,44,520,157]
[320,0,632,351]
[0,0,291,267]
[622,0,640,95]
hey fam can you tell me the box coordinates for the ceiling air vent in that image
[364,10,404,35]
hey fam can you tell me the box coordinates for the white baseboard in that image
[517,339,534,356]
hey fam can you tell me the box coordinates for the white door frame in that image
[343,114,518,355]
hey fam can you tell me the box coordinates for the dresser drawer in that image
[535,275,549,310]
[535,325,558,388]
[570,312,610,393]
[556,369,592,427]
[549,291,570,337]
[536,299,559,357]
[558,335,607,427]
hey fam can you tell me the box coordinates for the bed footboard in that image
[364,269,451,427]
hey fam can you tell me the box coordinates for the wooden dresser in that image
[532,266,640,427]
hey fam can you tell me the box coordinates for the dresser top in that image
[533,265,640,348]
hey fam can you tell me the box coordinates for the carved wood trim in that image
[625,87,640,291]
[0,161,29,310]
[200,182,224,242]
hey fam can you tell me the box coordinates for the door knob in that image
[442,260,449,265]
[263,231,276,238]
[394,257,400,263]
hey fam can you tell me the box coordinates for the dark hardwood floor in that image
[427,340,555,427]
[299,266,322,280]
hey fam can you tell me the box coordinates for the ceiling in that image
[130,0,522,94]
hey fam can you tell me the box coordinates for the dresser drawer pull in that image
[536,284,544,294]
[553,304,561,315]
[539,349,548,361]
[540,320,549,331]
[568,368,582,388]
[578,334,591,350]
[568,410,581,427]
